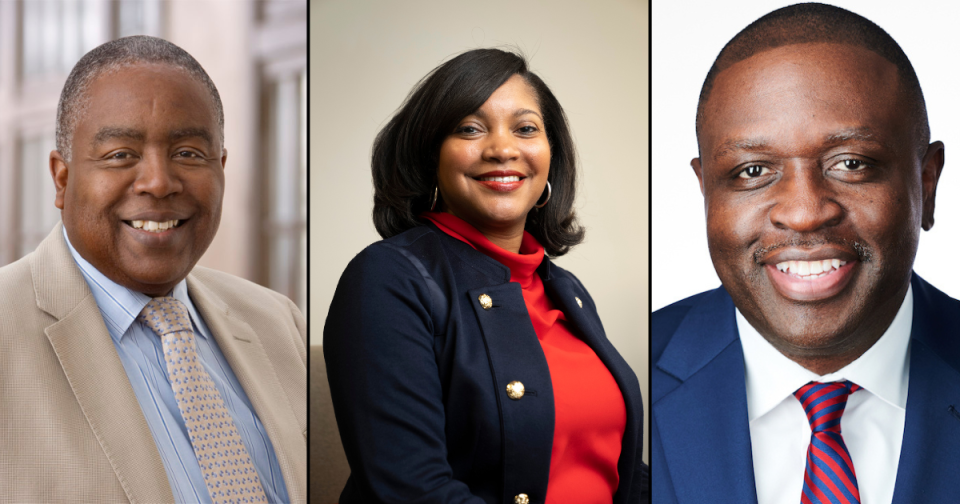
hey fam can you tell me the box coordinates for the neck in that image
[786,346,877,375]
[483,231,524,254]
[769,290,908,376]
[439,209,527,254]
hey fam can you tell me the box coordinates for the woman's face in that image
[437,74,551,241]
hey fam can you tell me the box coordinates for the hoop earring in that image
[429,186,439,211]
[533,181,551,209]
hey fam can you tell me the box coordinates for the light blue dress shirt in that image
[64,229,289,503]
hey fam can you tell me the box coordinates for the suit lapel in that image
[35,224,173,504]
[654,288,758,504]
[187,276,307,504]
[892,276,960,504]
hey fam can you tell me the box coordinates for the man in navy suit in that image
[652,4,960,504]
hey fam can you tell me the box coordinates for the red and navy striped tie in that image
[794,380,862,504]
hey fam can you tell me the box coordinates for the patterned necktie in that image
[139,297,267,504]
[794,380,862,504]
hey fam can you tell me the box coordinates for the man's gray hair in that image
[56,35,225,161]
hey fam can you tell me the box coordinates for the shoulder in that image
[0,253,33,294]
[188,266,305,343]
[349,225,443,272]
[190,266,296,311]
[330,226,454,320]
[651,288,723,361]
[338,224,500,298]
[543,259,598,293]
[0,254,42,330]
[336,226,448,296]
[910,274,960,366]
[543,259,580,284]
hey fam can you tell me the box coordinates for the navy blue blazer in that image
[651,274,960,504]
[324,223,648,504]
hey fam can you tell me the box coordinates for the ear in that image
[50,150,69,210]
[691,157,706,196]
[221,147,228,170]
[920,141,944,231]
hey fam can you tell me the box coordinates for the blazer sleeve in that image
[323,243,486,504]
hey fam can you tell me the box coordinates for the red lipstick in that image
[473,170,525,192]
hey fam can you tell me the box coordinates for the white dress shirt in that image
[739,286,912,504]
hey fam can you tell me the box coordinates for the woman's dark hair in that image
[371,48,584,256]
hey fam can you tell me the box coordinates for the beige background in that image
[311,0,649,464]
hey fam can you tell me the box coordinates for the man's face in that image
[693,43,943,366]
[52,62,226,296]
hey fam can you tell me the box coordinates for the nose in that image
[482,127,520,164]
[768,164,843,232]
[132,152,183,198]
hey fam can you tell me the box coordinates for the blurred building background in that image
[0,0,307,314]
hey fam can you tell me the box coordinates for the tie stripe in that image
[795,381,862,504]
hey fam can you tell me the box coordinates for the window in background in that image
[255,0,307,313]
[22,0,101,79]
[17,134,59,257]
[261,70,307,313]
[2,0,167,268]
[116,0,162,37]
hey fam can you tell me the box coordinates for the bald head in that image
[696,3,928,153]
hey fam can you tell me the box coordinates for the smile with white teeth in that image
[129,219,181,232]
[775,259,847,279]
[478,176,521,182]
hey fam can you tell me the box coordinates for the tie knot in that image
[794,380,861,433]
[138,296,192,336]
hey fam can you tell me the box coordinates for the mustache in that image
[753,236,872,264]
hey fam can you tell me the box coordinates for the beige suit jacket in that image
[0,224,307,503]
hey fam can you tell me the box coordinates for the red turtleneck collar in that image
[422,211,545,292]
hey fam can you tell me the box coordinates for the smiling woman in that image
[369,49,582,257]
[323,48,649,504]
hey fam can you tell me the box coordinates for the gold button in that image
[506,381,525,400]
[575,296,583,308]
[514,494,530,504]
[478,293,493,310]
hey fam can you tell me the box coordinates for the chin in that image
[123,265,190,292]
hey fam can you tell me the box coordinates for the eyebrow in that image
[471,108,544,121]
[712,127,890,161]
[92,127,145,146]
[91,126,214,146]
[823,128,887,148]
[713,138,771,161]
[168,127,213,144]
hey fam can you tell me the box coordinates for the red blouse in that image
[422,212,626,504]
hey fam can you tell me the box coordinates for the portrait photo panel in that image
[312,0,650,502]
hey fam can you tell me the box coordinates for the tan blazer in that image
[0,224,307,503]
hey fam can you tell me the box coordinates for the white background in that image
[652,0,960,310]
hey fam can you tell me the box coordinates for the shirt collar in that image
[63,226,201,343]
[740,285,913,422]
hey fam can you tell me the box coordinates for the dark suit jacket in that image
[651,274,960,504]
[324,223,649,504]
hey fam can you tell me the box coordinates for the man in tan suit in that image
[0,36,306,502]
